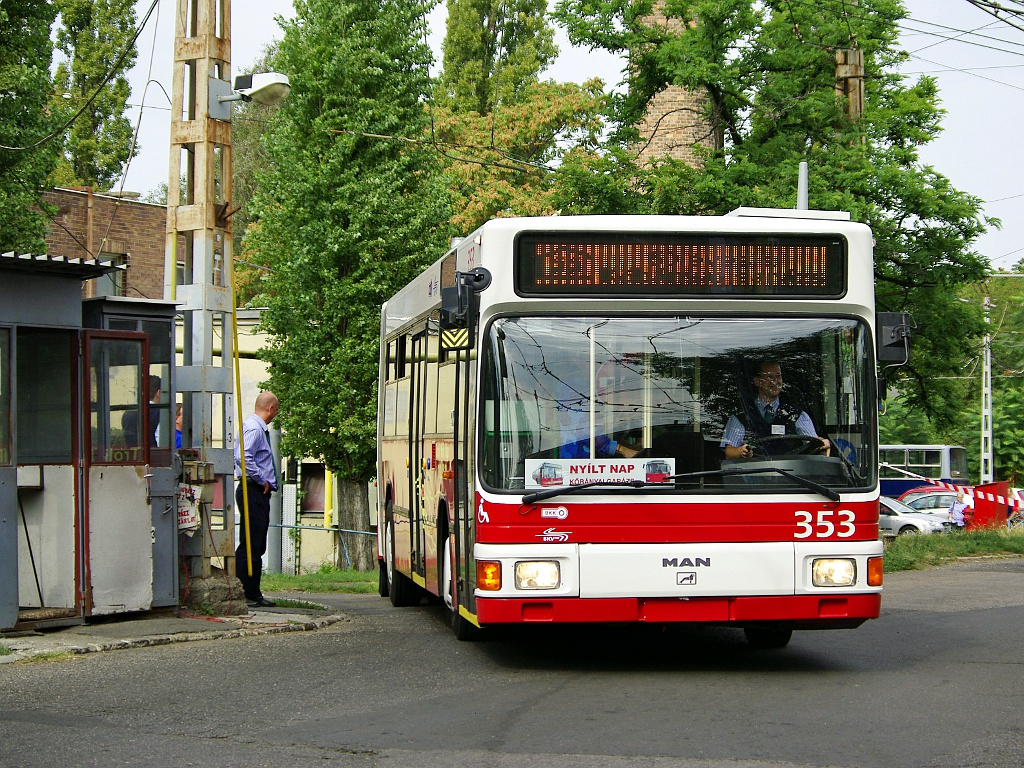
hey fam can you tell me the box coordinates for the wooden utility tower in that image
[165,0,238,584]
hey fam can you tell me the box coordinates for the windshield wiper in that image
[522,479,649,505]
[717,466,841,502]
[522,466,840,504]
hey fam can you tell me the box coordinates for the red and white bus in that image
[377,209,904,646]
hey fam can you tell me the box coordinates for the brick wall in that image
[634,3,719,168]
[42,188,168,301]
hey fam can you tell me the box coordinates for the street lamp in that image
[209,72,290,120]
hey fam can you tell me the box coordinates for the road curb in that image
[0,611,347,664]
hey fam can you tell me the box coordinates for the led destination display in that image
[515,233,846,297]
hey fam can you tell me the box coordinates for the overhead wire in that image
[94,0,166,266]
[0,0,161,153]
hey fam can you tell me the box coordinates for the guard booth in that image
[83,297,179,608]
[1,253,176,631]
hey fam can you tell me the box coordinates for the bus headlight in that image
[514,560,560,590]
[812,558,857,587]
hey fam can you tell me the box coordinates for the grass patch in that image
[20,650,75,664]
[0,644,10,657]
[884,527,1024,572]
[262,564,378,594]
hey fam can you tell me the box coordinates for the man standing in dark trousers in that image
[234,391,280,608]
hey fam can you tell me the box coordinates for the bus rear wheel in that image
[378,558,389,597]
[744,625,793,650]
[385,507,420,607]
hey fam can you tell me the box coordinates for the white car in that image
[904,491,959,518]
[879,496,949,537]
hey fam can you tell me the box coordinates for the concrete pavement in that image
[0,597,345,664]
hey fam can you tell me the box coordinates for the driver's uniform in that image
[721,397,819,456]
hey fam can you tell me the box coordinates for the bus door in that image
[408,329,428,581]
[82,331,153,616]
[450,344,475,614]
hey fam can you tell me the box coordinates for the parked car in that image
[897,485,945,503]
[904,491,959,517]
[879,496,950,537]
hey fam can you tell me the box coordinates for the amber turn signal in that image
[477,560,502,591]
[867,556,884,587]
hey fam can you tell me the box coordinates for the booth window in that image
[89,337,146,464]
[108,317,172,465]
[16,329,74,463]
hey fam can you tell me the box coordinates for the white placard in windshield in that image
[525,458,675,489]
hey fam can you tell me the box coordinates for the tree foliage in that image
[436,0,558,114]
[434,0,604,232]
[51,0,137,190]
[230,47,283,305]
[0,1,60,253]
[431,78,605,233]
[877,278,1024,484]
[244,0,451,478]
[552,0,993,430]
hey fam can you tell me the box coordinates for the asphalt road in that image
[2,558,1023,768]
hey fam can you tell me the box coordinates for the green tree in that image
[434,0,603,232]
[229,46,284,304]
[433,78,606,234]
[51,0,137,190]
[245,0,450,479]
[0,1,60,253]
[437,0,558,114]
[552,0,992,428]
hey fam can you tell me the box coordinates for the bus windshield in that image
[480,315,875,494]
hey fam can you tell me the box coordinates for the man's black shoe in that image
[246,597,276,608]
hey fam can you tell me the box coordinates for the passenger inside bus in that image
[720,360,830,459]
[553,379,643,459]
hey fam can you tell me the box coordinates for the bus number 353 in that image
[794,509,856,538]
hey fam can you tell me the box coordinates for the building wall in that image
[634,3,719,168]
[42,188,167,301]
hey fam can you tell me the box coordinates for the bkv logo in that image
[536,527,570,542]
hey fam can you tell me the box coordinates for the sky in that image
[120,0,1024,269]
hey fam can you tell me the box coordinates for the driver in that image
[721,360,830,459]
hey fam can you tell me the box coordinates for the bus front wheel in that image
[443,534,481,641]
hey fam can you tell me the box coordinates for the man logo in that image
[662,557,711,568]
[677,572,697,585]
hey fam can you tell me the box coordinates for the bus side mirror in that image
[876,312,913,403]
[440,268,492,350]
[876,312,912,364]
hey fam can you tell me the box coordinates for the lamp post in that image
[164,0,287,605]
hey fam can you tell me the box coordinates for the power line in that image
[910,52,1024,91]
[0,0,161,152]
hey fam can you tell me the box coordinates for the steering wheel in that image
[754,434,827,456]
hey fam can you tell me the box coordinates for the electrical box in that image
[182,461,216,503]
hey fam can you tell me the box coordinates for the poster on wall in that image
[177,484,201,532]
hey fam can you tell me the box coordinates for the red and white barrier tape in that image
[879,462,1023,509]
